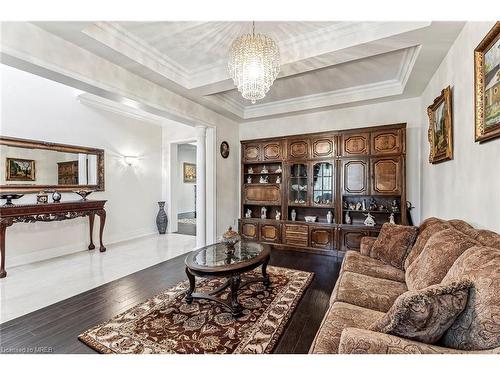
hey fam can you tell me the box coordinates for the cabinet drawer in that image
[284,238,309,247]
[284,224,308,233]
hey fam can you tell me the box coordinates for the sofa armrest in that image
[338,328,499,354]
[360,237,376,256]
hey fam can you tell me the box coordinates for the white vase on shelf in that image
[291,209,296,221]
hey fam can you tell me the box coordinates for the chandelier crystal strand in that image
[228,22,280,104]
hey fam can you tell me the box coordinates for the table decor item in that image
[74,190,93,200]
[304,216,317,223]
[326,211,333,224]
[345,211,351,224]
[221,226,240,253]
[291,209,297,221]
[52,191,61,203]
[0,193,24,206]
[156,201,168,234]
[36,191,48,204]
[364,213,376,226]
[260,206,267,219]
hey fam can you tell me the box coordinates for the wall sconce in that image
[124,156,138,167]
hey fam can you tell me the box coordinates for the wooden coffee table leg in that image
[262,255,271,287]
[230,275,242,317]
[185,267,195,304]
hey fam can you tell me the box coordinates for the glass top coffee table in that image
[184,241,271,317]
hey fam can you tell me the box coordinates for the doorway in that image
[176,143,197,236]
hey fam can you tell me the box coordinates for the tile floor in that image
[0,233,196,323]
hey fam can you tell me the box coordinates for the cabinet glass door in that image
[312,162,334,206]
[289,163,308,205]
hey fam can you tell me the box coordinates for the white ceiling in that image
[35,21,465,121]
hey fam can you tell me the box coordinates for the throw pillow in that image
[369,279,472,344]
[370,223,418,269]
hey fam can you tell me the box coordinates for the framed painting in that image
[475,22,500,143]
[183,162,196,183]
[427,86,453,164]
[6,157,36,181]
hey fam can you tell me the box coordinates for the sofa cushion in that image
[360,236,376,256]
[404,217,450,270]
[342,251,406,282]
[309,302,384,354]
[370,223,418,269]
[441,246,500,350]
[334,271,407,312]
[405,228,478,290]
[370,280,472,344]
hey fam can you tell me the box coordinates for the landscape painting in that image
[427,86,453,163]
[6,157,36,181]
[183,162,196,183]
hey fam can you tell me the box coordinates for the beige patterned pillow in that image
[370,223,418,269]
[369,280,472,344]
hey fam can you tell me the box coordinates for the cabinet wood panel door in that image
[341,159,369,195]
[240,221,259,240]
[242,143,261,162]
[243,185,281,205]
[371,129,403,155]
[341,229,370,251]
[311,137,335,159]
[341,133,369,156]
[262,141,283,161]
[310,227,333,249]
[287,139,310,160]
[371,157,402,195]
[260,223,281,243]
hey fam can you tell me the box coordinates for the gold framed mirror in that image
[0,136,104,193]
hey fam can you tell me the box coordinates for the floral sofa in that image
[309,217,500,354]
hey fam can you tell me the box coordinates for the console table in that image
[0,200,107,278]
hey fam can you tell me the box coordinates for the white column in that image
[195,125,207,248]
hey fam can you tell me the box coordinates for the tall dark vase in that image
[156,201,168,234]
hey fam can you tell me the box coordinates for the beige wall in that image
[419,22,500,232]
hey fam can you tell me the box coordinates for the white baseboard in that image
[8,227,158,267]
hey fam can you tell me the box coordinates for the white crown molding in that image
[77,93,168,125]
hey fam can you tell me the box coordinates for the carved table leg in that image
[88,213,96,250]
[262,255,271,287]
[230,275,242,317]
[185,267,195,304]
[0,219,13,278]
[97,209,106,252]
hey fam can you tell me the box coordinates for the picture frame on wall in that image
[474,22,500,143]
[427,86,453,163]
[183,162,196,183]
[6,157,36,181]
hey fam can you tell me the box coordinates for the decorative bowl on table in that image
[221,226,240,254]
[0,193,24,205]
[74,190,93,200]
[304,216,317,223]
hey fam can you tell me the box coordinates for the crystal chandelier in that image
[228,22,280,104]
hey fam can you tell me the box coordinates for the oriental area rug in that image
[78,266,313,354]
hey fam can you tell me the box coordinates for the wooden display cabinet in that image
[239,123,407,257]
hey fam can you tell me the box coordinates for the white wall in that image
[1,64,163,266]
[419,22,500,232]
[240,97,423,223]
[177,144,196,214]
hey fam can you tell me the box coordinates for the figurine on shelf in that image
[369,198,378,211]
[276,176,281,184]
[245,208,252,218]
[379,204,386,211]
[344,211,352,224]
[348,202,356,210]
[299,185,307,191]
[389,212,396,224]
[259,175,269,184]
[261,206,267,219]
[361,199,367,211]
[261,165,268,174]
[343,201,348,209]
[298,199,305,204]
[248,167,253,174]
[275,210,281,220]
[294,198,299,203]
[276,166,282,173]
[355,202,362,211]
[391,199,399,213]
[247,176,252,184]
[291,209,297,221]
[364,213,376,227]
[327,211,333,224]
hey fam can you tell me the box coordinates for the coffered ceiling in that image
[35,21,465,121]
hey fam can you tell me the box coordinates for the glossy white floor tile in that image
[0,234,196,324]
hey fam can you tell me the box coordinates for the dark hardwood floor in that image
[0,248,341,354]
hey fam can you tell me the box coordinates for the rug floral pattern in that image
[78,266,313,354]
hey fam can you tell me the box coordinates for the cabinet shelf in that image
[244,172,282,175]
[343,209,400,214]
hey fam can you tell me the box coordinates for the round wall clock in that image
[220,141,230,158]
